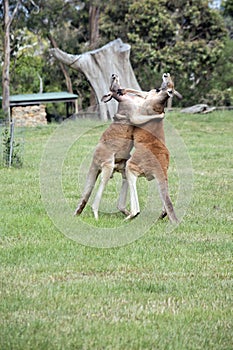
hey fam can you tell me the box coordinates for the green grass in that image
[0,111,232,349]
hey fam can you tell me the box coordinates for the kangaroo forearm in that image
[129,112,165,125]
[123,88,148,99]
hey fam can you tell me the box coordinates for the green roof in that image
[0,92,78,107]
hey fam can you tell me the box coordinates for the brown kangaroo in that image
[120,73,181,223]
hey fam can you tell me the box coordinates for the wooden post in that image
[9,121,14,167]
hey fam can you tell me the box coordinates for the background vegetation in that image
[1,0,233,113]
[0,111,232,349]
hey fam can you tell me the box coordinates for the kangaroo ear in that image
[174,90,183,99]
[101,93,113,103]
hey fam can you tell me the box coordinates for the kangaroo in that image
[120,73,181,223]
[74,74,164,219]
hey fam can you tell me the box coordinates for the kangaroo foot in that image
[159,210,167,220]
[118,208,130,216]
[74,200,87,216]
[124,212,140,221]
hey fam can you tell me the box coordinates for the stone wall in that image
[12,105,47,127]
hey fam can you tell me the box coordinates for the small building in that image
[0,92,78,126]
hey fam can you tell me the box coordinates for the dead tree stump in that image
[50,38,140,121]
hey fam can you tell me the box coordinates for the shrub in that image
[202,88,233,106]
[1,126,23,168]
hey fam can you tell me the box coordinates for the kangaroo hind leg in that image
[157,180,178,224]
[117,177,130,216]
[92,159,114,220]
[125,164,140,220]
[74,163,100,216]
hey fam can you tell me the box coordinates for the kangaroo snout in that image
[112,73,118,80]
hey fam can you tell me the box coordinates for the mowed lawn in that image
[0,111,232,350]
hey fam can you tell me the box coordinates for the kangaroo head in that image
[110,74,120,92]
[160,73,182,99]
[101,73,121,102]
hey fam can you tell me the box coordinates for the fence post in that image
[9,121,14,167]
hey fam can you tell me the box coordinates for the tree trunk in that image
[89,5,100,49]
[50,39,140,120]
[2,0,11,122]
[48,33,78,113]
[89,5,100,110]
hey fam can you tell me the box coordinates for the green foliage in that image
[11,55,43,94]
[204,88,233,106]
[124,0,227,105]
[26,0,85,50]
[208,37,233,100]
[99,0,229,106]
[99,0,134,42]
[223,0,233,17]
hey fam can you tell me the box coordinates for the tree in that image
[1,0,42,120]
[2,0,20,121]
[205,0,233,105]
[223,0,233,17]
[100,0,227,106]
[8,28,47,93]
[223,0,233,37]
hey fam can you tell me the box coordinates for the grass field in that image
[0,111,232,349]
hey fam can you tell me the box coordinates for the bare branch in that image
[29,0,40,14]
[8,0,20,26]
